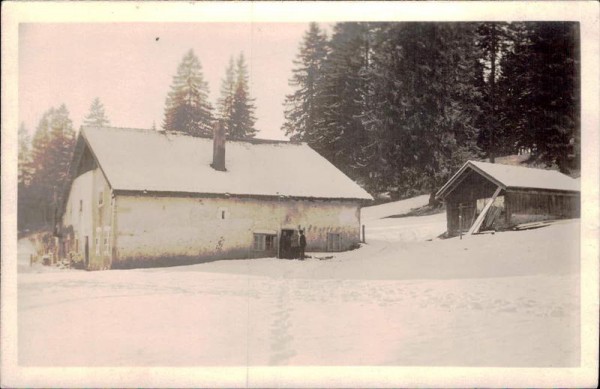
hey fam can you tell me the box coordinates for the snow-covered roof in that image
[436,160,580,199]
[80,126,373,201]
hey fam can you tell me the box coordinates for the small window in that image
[327,233,341,252]
[79,200,83,212]
[218,207,228,220]
[265,235,275,250]
[253,233,276,251]
[95,237,100,254]
[254,234,264,251]
[98,191,104,207]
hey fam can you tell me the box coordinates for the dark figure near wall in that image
[299,230,306,260]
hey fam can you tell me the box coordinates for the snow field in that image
[17,197,580,367]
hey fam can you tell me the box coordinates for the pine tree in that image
[163,49,214,136]
[475,22,513,161]
[365,23,482,200]
[18,122,34,230]
[229,53,257,139]
[28,105,76,228]
[217,56,236,135]
[282,22,329,141]
[497,22,580,173]
[83,97,111,127]
[18,122,33,186]
[316,22,374,181]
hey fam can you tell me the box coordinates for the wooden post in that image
[362,224,366,244]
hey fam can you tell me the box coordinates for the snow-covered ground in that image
[17,196,580,367]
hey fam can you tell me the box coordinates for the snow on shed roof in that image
[81,126,373,200]
[436,160,580,199]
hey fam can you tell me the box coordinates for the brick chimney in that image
[211,121,226,171]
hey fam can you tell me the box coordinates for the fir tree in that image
[316,22,374,181]
[18,122,34,230]
[282,22,329,141]
[83,97,111,127]
[28,105,76,228]
[475,22,513,161]
[217,56,236,135]
[18,122,33,186]
[163,49,214,136]
[497,22,580,173]
[229,53,257,139]
[365,23,482,200]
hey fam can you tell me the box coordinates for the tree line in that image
[18,50,257,231]
[282,22,580,202]
[18,22,579,230]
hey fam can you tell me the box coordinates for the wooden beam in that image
[468,186,502,235]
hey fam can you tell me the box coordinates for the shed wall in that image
[506,189,580,225]
[442,168,580,236]
[113,194,361,268]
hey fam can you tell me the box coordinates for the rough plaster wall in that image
[89,169,114,269]
[62,168,113,270]
[63,171,94,251]
[114,195,361,265]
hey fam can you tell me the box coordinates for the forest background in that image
[17,21,580,231]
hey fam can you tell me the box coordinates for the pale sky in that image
[19,23,314,140]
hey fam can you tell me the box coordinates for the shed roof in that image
[77,126,373,201]
[436,160,580,199]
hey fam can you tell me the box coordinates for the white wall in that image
[62,168,113,269]
[113,194,361,267]
[63,170,94,248]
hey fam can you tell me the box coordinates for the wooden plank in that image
[468,186,502,235]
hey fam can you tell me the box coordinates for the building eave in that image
[112,189,372,203]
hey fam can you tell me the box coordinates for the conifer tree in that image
[229,53,257,139]
[28,105,76,227]
[18,122,34,230]
[163,49,214,136]
[282,22,329,141]
[83,97,111,127]
[316,22,373,181]
[18,122,33,186]
[217,56,236,135]
[497,22,579,173]
[475,22,513,161]
[365,23,482,200]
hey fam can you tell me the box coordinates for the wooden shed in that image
[436,161,580,236]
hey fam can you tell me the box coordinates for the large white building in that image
[59,126,372,270]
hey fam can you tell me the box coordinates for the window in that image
[253,234,276,251]
[266,235,275,250]
[95,237,100,254]
[79,200,83,212]
[98,191,104,207]
[218,207,228,220]
[327,233,341,252]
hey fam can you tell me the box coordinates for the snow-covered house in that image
[58,126,373,270]
[436,161,580,236]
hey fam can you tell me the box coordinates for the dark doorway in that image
[279,229,297,259]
